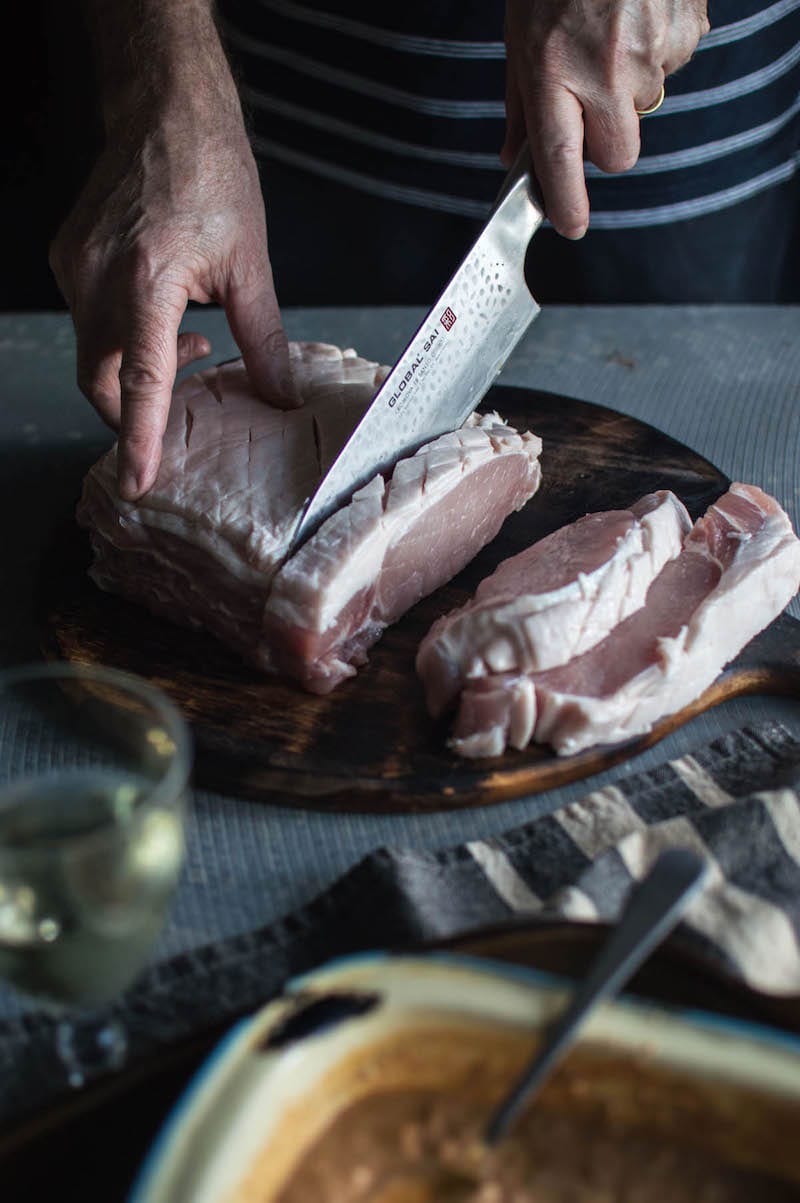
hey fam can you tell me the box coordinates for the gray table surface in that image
[1,305,799,1019]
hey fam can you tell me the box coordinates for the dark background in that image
[4,6,798,312]
[3,3,101,312]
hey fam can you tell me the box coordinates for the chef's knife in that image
[288,146,544,554]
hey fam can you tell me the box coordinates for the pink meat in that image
[449,674,536,760]
[264,414,542,691]
[416,490,690,718]
[447,484,800,758]
[77,342,543,693]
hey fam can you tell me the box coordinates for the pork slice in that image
[416,490,690,717]
[78,342,543,692]
[449,484,800,758]
[262,413,542,692]
[449,673,537,760]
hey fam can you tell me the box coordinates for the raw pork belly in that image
[416,491,691,718]
[437,484,800,758]
[78,342,543,693]
[264,412,542,691]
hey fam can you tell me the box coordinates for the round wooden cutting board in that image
[40,386,800,812]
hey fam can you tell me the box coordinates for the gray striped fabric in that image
[218,0,800,226]
[2,721,799,1122]
[466,754,800,994]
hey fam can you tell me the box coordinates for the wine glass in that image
[0,661,191,1089]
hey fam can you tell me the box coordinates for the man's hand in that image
[503,0,709,238]
[50,1,297,502]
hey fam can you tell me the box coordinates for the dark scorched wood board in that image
[41,386,800,812]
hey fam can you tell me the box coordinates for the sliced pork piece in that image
[78,342,543,693]
[448,484,800,758]
[263,413,542,691]
[416,490,690,718]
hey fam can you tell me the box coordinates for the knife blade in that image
[288,146,544,554]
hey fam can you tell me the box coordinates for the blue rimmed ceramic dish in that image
[129,951,800,1203]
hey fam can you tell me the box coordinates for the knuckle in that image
[563,207,589,232]
[175,330,199,354]
[595,137,638,173]
[229,259,271,305]
[122,239,188,300]
[664,13,709,70]
[77,368,117,411]
[667,47,694,73]
[604,152,637,174]
[121,428,159,457]
[126,246,163,292]
[119,361,168,400]
[91,380,120,412]
[604,36,636,84]
[259,325,289,357]
[76,367,120,423]
[537,42,566,76]
[228,234,270,280]
[55,240,105,304]
[549,195,588,236]
[540,136,583,169]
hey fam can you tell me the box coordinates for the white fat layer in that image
[450,676,536,759]
[418,491,691,695]
[536,500,800,755]
[266,415,542,634]
[81,344,388,585]
[445,486,800,760]
[86,472,279,589]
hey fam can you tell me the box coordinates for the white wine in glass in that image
[0,663,192,1087]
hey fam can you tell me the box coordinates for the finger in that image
[501,58,527,168]
[176,330,212,370]
[74,309,123,429]
[525,85,589,240]
[74,329,208,435]
[223,256,300,411]
[117,294,185,501]
[583,94,640,175]
[51,235,126,428]
[633,80,665,114]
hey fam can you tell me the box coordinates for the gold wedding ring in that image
[636,83,666,117]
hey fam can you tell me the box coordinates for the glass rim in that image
[0,661,193,812]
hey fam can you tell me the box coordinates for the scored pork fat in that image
[78,342,543,693]
[416,490,691,718]
[439,484,800,758]
[263,411,542,691]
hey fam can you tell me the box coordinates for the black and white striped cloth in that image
[3,720,800,1122]
[218,0,800,229]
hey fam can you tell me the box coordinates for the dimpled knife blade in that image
[287,148,544,554]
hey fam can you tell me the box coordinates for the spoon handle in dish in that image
[485,848,709,1145]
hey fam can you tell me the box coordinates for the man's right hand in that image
[50,2,298,502]
[503,0,710,239]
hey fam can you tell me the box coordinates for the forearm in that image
[82,0,241,131]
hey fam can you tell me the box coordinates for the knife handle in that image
[491,143,547,220]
